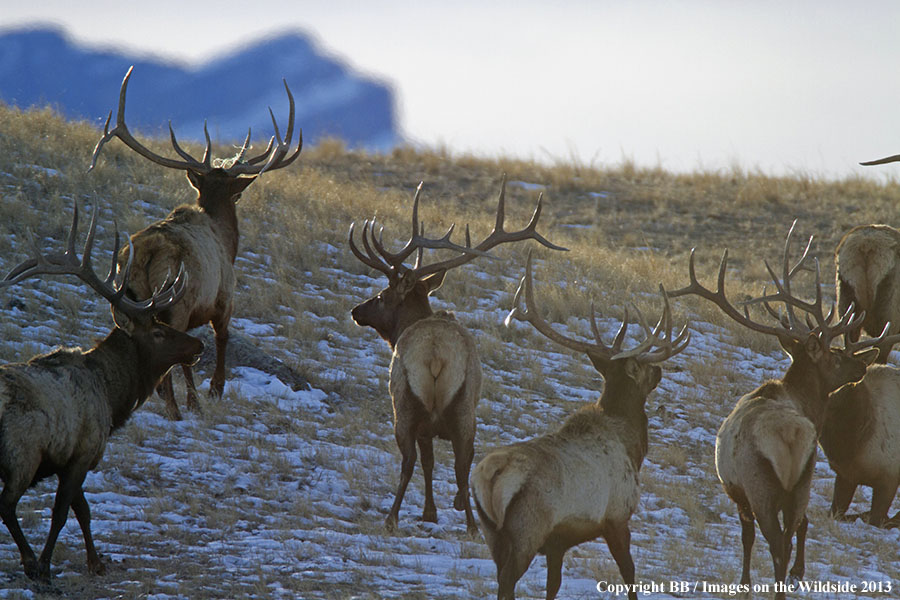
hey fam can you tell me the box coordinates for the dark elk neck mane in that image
[83,329,161,430]
[780,353,830,430]
[597,372,650,468]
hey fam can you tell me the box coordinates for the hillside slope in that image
[0,105,898,598]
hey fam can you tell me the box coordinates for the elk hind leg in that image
[0,482,39,579]
[447,400,477,533]
[386,425,417,531]
[209,316,230,398]
[545,547,565,600]
[417,436,437,523]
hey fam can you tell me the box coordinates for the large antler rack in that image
[2,202,187,321]
[89,66,302,177]
[506,251,689,364]
[348,175,568,284]
[668,220,895,353]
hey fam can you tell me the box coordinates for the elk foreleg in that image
[156,373,183,421]
[830,474,857,520]
[417,436,437,523]
[182,364,201,412]
[545,547,565,600]
[738,512,756,586]
[70,487,104,575]
[866,480,900,527]
[603,521,637,600]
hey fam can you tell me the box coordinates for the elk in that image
[471,253,688,600]
[89,66,302,420]
[668,221,888,599]
[348,177,566,533]
[0,202,204,581]
[820,362,900,527]
[831,151,900,363]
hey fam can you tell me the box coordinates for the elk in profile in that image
[472,253,688,600]
[348,177,566,533]
[0,202,204,581]
[820,361,900,527]
[832,152,900,363]
[668,221,887,599]
[89,66,302,419]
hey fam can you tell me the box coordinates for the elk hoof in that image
[420,509,437,524]
[384,514,399,532]
[88,553,106,576]
[453,493,467,511]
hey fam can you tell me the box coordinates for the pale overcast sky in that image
[5,1,900,180]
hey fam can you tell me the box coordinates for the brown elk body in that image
[90,66,301,420]
[821,363,900,527]
[0,204,203,581]
[472,254,688,600]
[349,178,565,533]
[669,222,883,600]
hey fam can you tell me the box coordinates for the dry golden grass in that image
[4,101,900,597]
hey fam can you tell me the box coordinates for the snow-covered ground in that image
[0,166,898,600]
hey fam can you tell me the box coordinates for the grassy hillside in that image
[1,102,899,599]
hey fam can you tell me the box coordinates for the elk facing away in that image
[668,221,887,599]
[89,66,302,420]
[0,203,204,581]
[472,253,688,600]
[832,151,900,363]
[349,177,566,533]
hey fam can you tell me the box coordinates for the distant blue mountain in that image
[0,26,398,150]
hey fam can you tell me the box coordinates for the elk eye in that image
[153,329,166,341]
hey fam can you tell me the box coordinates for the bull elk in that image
[0,203,204,581]
[831,152,900,363]
[471,253,688,600]
[348,177,566,533]
[668,221,888,599]
[820,362,900,527]
[89,66,302,419]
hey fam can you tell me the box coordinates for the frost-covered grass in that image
[1,104,900,598]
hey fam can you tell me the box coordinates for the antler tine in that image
[89,66,209,173]
[861,154,900,166]
[504,250,603,356]
[348,221,394,280]
[1,201,187,319]
[668,247,805,343]
[842,319,900,357]
[366,182,493,272]
[410,175,568,280]
[228,80,303,176]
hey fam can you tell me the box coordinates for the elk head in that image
[507,251,689,407]
[2,201,204,395]
[89,66,302,225]
[668,221,888,394]
[349,176,567,348]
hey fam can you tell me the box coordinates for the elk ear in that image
[186,170,204,192]
[586,352,612,376]
[396,271,419,297]
[422,270,447,295]
[804,333,824,361]
[228,176,256,200]
[857,347,880,365]
[111,308,136,336]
